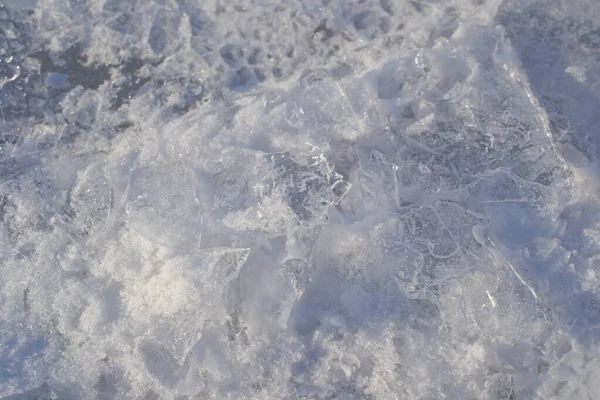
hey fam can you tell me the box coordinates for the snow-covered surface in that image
[1,0,600,398]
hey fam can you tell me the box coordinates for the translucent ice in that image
[2,0,600,398]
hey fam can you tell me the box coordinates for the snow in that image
[1,0,600,398]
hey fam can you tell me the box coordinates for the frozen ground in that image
[1,0,600,398]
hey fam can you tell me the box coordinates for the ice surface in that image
[1,0,600,398]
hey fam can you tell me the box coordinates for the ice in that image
[125,163,202,252]
[67,160,112,239]
[2,384,61,400]
[212,148,349,235]
[2,0,600,398]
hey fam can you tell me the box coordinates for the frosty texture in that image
[1,0,600,399]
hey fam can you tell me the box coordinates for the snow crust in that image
[1,0,600,398]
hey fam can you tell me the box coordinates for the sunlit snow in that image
[1,0,600,398]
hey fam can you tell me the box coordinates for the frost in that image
[2,0,600,398]
[214,149,349,234]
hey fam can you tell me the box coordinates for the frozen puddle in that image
[1,0,600,398]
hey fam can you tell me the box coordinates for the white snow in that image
[1,0,600,398]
